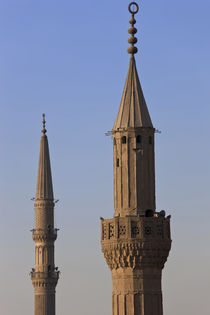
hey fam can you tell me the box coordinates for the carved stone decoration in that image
[144,226,152,235]
[119,225,126,236]
[101,216,171,315]
[102,217,171,271]
[109,224,115,238]
[131,225,139,237]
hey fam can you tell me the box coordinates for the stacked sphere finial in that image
[127,2,139,55]
[42,113,47,135]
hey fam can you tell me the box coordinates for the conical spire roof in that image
[113,2,153,131]
[36,115,54,200]
[113,55,153,130]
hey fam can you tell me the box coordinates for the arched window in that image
[149,136,152,144]
[136,135,141,143]
[145,209,154,217]
[122,136,126,144]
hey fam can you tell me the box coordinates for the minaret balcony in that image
[101,215,171,270]
[31,228,58,242]
[30,270,60,281]
[101,215,171,242]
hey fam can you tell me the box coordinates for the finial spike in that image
[42,113,47,135]
[127,2,139,55]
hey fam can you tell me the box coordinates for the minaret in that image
[101,3,171,315]
[31,114,59,315]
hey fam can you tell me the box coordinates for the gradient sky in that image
[0,0,210,314]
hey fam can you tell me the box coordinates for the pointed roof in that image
[36,115,54,200]
[113,3,153,131]
[113,55,153,131]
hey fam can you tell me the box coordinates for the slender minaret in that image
[31,114,59,315]
[101,3,171,314]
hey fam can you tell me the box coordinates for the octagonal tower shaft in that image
[31,116,59,315]
[113,56,155,217]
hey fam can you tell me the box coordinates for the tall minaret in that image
[101,3,171,315]
[31,114,59,315]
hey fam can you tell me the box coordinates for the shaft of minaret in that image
[31,114,59,315]
[101,3,171,315]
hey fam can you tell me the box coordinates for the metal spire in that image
[42,113,47,135]
[127,2,139,55]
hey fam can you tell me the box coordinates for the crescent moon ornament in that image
[128,2,139,15]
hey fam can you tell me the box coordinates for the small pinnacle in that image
[127,2,139,55]
[42,113,47,135]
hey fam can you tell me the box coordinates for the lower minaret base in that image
[112,268,163,315]
[31,271,59,315]
[101,215,171,315]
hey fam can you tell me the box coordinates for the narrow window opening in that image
[145,209,154,217]
[136,135,141,143]
[116,158,119,167]
[113,138,116,145]
[149,136,152,144]
[122,136,126,144]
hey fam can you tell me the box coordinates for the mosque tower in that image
[31,114,59,315]
[101,3,171,314]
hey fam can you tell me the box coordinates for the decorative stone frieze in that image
[101,216,171,242]
[32,228,58,242]
[34,200,54,209]
[31,271,59,290]
[101,216,171,271]
[101,214,171,315]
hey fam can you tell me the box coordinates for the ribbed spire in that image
[113,56,153,130]
[113,2,153,130]
[35,114,54,200]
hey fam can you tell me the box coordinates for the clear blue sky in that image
[0,0,210,314]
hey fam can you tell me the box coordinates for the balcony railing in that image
[31,228,59,236]
[30,270,60,279]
